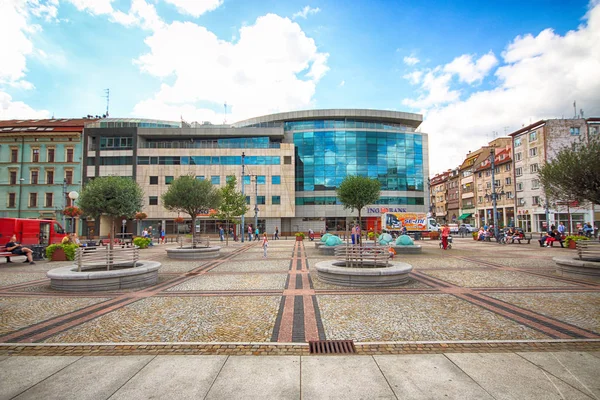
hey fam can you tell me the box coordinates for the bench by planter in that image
[577,241,600,261]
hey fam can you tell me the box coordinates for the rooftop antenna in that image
[503,126,509,135]
[223,102,228,124]
[104,89,110,117]
[580,109,584,118]
[573,100,577,119]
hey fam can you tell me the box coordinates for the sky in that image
[1,0,599,175]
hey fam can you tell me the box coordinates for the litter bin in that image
[414,232,422,241]
[31,245,46,261]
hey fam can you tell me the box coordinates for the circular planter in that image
[553,257,600,282]
[166,246,221,260]
[315,260,413,287]
[47,261,161,291]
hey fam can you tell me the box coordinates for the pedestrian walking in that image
[255,227,260,241]
[262,233,269,258]
[274,226,279,240]
[248,225,253,241]
[160,228,165,244]
[219,225,224,242]
[441,224,451,250]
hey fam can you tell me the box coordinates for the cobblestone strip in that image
[1,340,598,356]
[455,256,600,288]
[274,241,299,342]
[0,297,132,343]
[0,279,50,292]
[411,271,600,339]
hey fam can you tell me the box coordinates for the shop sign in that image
[366,206,407,215]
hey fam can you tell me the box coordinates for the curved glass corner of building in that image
[289,121,424,201]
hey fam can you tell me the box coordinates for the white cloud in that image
[404,3,600,175]
[339,80,345,87]
[133,13,329,122]
[163,0,223,17]
[403,55,420,66]
[293,5,321,19]
[443,51,498,84]
[67,0,114,15]
[65,0,163,30]
[0,0,35,87]
[0,91,50,119]
[403,70,460,108]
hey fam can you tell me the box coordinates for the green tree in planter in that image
[213,176,248,246]
[77,176,144,266]
[336,175,381,244]
[161,175,222,247]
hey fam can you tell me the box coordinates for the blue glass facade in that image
[291,127,424,194]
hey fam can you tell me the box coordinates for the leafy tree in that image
[213,176,248,246]
[161,175,222,246]
[336,175,381,244]
[78,176,144,255]
[539,135,600,205]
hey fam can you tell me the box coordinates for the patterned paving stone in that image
[44,296,281,343]
[7,275,176,294]
[311,275,430,290]
[470,257,556,269]
[488,292,600,333]
[421,270,577,287]
[148,259,208,273]
[405,257,487,270]
[0,296,110,335]
[166,273,288,291]
[316,294,549,341]
[210,260,291,273]
[0,273,49,288]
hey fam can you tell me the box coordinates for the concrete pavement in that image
[1,351,599,399]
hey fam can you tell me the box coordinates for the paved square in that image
[0,237,598,347]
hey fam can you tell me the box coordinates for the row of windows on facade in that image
[149,175,282,185]
[513,126,595,148]
[147,195,281,206]
[6,192,72,208]
[7,170,73,185]
[7,148,75,163]
[93,136,274,150]
[87,155,291,166]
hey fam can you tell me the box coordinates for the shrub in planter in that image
[563,235,590,248]
[472,232,479,240]
[133,237,152,249]
[295,232,305,241]
[46,243,78,261]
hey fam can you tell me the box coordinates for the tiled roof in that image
[0,118,97,128]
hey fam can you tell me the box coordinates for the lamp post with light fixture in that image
[484,148,505,239]
[68,191,79,233]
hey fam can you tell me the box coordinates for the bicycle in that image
[496,231,507,244]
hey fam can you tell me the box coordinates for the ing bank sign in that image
[365,206,407,215]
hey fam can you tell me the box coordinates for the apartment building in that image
[509,118,598,233]
[430,170,450,224]
[0,118,96,232]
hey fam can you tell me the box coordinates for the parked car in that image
[459,223,475,233]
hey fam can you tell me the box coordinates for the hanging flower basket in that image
[62,206,83,217]
[135,212,148,220]
[174,217,185,223]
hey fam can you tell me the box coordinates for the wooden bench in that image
[0,246,27,263]
[577,241,600,261]
[177,236,211,248]
[511,234,532,244]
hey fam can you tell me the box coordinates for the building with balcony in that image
[430,170,451,224]
[0,118,96,231]
[474,140,514,228]
[509,118,599,233]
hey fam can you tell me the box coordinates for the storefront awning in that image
[458,213,472,220]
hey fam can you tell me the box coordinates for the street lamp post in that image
[241,152,245,243]
[68,191,79,233]
[254,175,259,234]
[485,148,505,239]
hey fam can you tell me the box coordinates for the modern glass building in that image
[80,110,428,237]
[234,109,429,233]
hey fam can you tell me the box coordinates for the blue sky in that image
[1,0,599,173]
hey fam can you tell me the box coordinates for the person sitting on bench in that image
[6,235,35,264]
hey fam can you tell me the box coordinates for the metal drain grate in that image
[309,340,356,354]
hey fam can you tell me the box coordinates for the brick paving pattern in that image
[1,237,599,355]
